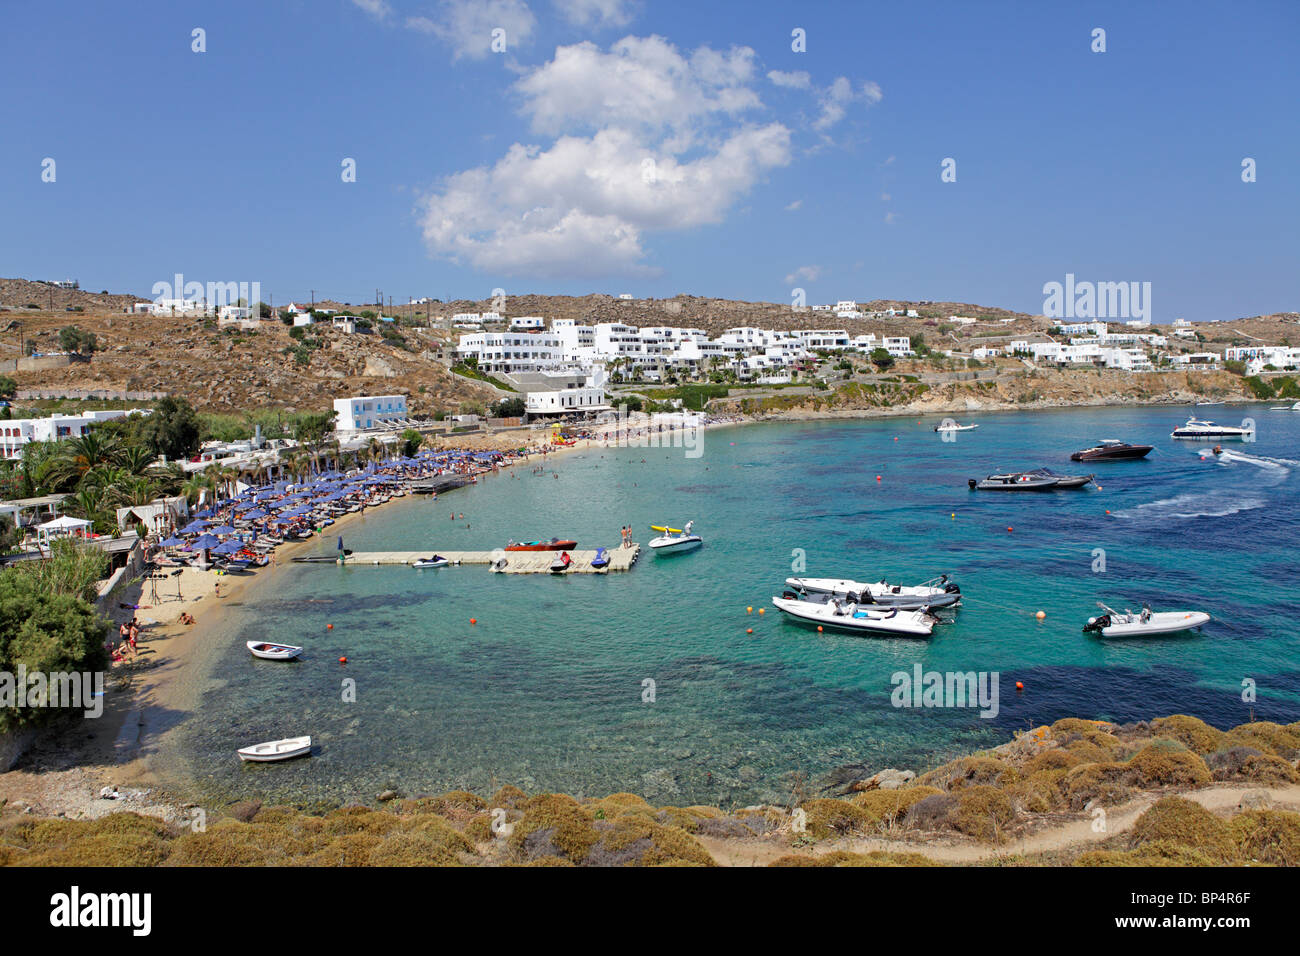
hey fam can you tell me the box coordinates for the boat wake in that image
[1196,448,1300,470]
[1113,491,1269,521]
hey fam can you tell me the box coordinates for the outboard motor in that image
[1083,614,1110,633]
[944,582,961,594]
[967,479,977,490]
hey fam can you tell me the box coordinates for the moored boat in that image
[506,538,578,551]
[969,472,1060,491]
[786,575,961,609]
[1070,440,1153,462]
[934,422,979,432]
[1083,603,1210,638]
[246,641,303,660]
[1171,418,1254,440]
[413,555,450,569]
[772,593,936,637]
[1022,467,1095,489]
[237,735,312,762]
[590,547,610,569]
[549,551,573,573]
[648,521,703,554]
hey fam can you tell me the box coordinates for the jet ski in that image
[549,551,573,574]
[590,547,610,569]
[413,555,450,569]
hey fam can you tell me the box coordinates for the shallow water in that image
[181,404,1300,807]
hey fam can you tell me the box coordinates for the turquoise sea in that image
[183,404,1300,807]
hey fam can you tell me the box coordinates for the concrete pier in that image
[302,545,641,574]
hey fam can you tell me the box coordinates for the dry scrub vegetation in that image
[2,716,1298,867]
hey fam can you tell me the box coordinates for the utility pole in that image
[310,290,315,310]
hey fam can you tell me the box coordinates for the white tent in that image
[36,514,93,547]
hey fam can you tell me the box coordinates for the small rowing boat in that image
[237,735,312,762]
[246,641,303,660]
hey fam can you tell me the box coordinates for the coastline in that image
[0,401,1284,822]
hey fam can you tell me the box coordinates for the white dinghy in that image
[771,594,936,637]
[786,575,961,610]
[246,641,303,661]
[237,735,312,762]
[1083,603,1210,638]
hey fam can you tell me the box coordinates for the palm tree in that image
[180,474,212,506]
[108,475,157,509]
[120,444,157,476]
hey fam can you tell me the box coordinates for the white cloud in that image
[813,76,882,131]
[413,0,537,60]
[767,69,812,90]
[553,0,636,28]
[884,211,899,225]
[514,36,762,136]
[352,0,393,18]
[784,199,802,211]
[785,265,823,284]
[417,37,792,277]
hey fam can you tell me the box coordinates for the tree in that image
[58,326,97,355]
[291,411,335,445]
[0,374,16,399]
[400,428,423,457]
[870,348,895,370]
[490,397,526,418]
[0,540,110,732]
[140,396,203,461]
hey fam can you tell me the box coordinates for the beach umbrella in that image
[212,539,244,555]
[209,524,240,535]
[192,533,220,550]
[157,536,185,547]
[180,519,210,534]
[244,509,267,520]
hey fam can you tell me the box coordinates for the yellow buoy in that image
[758,608,765,615]
[746,606,753,614]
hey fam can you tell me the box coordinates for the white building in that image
[883,336,914,357]
[332,395,409,433]
[509,316,545,330]
[0,409,150,461]
[456,332,563,373]
[523,367,611,418]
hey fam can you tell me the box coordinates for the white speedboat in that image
[934,422,978,432]
[1083,603,1210,638]
[772,593,936,637]
[237,735,312,762]
[648,521,703,555]
[1171,417,1253,440]
[413,555,450,569]
[246,641,303,661]
[786,575,961,610]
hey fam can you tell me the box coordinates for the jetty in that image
[297,546,640,574]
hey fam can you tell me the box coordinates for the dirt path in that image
[699,784,1300,866]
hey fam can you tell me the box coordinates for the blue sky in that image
[2,0,1297,322]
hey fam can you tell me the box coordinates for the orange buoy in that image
[1007,526,1013,533]
[758,608,765,615]
[1035,610,1045,620]
[339,656,348,664]
[746,606,753,614]
[876,475,882,481]
[1015,681,1024,691]
[1105,509,1111,515]
[470,618,477,625]
[746,628,753,634]
[327,623,334,630]
[816,625,823,632]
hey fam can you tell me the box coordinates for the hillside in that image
[2,277,1297,416]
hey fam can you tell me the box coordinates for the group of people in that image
[108,619,141,662]
[619,525,635,548]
